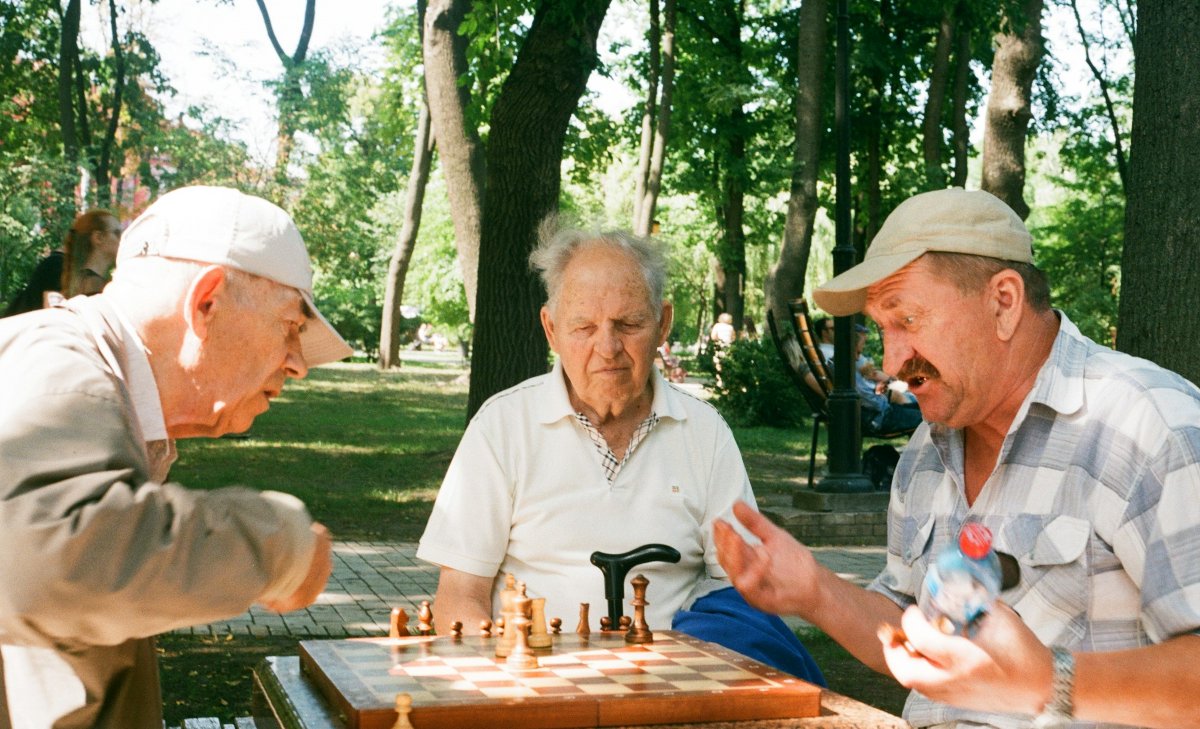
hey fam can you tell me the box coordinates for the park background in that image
[2,0,1198,723]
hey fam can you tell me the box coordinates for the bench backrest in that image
[766,305,829,418]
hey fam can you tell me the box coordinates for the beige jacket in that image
[0,297,316,729]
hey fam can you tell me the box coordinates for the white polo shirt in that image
[417,362,756,628]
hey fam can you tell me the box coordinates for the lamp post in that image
[818,0,872,493]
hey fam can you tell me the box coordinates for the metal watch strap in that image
[1033,646,1075,728]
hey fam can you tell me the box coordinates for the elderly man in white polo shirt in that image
[417,225,823,682]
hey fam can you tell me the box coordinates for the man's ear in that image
[989,268,1025,342]
[658,301,674,347]
[540,305,557,352]
[183,266,228,340]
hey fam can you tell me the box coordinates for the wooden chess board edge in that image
[299,633,824,729]
[596,690,822,726]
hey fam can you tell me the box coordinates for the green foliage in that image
[0,153,79,309]
[708,338,807,428]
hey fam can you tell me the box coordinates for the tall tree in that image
[93,0,128,206]
[980,0,1044,219]
[1118,0,1200,384]
[381,0,434,370]
[633,0,676,237]
[633,0,660,234]
[922,2,956,190]
[764,0,828,332]
[1067,0,1129,192]
[56,0,82,166]
[423,0,484,322]
[466,0,612,418]
[949,1,974,187]
[255,0,317,185]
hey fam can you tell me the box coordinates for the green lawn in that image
[158,358,909,724]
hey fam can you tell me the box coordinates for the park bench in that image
[766,299,916,489]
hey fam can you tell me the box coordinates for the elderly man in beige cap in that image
[714,188,1200,728]
[0,186,353,728]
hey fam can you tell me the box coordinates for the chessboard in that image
[299,631,822,729]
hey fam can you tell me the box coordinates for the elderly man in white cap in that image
[713,188,1200,728]
[0,186,353,728]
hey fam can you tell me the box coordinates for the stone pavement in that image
[176,542,886,638]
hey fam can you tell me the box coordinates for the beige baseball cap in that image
[813,188,1033,316]
[118,185,354,366]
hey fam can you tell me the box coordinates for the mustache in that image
[896,356,939,383]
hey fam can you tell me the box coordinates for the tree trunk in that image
[255,0,316,185]
[765,0,828,333]
[94,0,126,207]
[922,5,955,190]
[950,1,972,188]
[380,0,434,371]
[424,0,484,321]
[980,0,1043,220]
[1118,0,1200,384]
[466,0,612,419]
[57,0,81,165]
[1068,0,1128,192]
[635,0,676,238]
[633,0,660,235]
[719,102,746,331]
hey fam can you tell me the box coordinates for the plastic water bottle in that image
[919,522,1002,636]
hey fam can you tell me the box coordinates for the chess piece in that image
[576,603,590,636]
[392,692,414,729]
[494,616,509,658]
[479,619,492,637]
[600,616,612,632]
[451,620,463,639]
[505,591,539,670]
[390,608,410,638]
[529,597,552,649]
[550,617,562,634]
[625,573,654,644]
[417,601,434,635]
[619,615,632,630]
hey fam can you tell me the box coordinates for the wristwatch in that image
[1033,646,1075,728]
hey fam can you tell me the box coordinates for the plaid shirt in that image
[870,312,1200,729]
[574,411,661,484]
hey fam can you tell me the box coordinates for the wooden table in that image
[251,654,911,729]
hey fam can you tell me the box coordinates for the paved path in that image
[176,542,886,638]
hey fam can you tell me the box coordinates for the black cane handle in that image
[590,544,682,628]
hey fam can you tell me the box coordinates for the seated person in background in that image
[3,209,121,317]
[811,317,921,433]
[811,314,836,361]
[417,224,823,683]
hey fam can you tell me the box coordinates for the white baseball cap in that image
[813,188,1034,316]
[118,186,354,366]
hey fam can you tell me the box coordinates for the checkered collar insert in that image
[574,411,661,484]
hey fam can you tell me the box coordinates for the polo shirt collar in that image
[99,298,169,442]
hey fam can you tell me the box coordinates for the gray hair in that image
[529,222,668,317]
[923,251,1052,312]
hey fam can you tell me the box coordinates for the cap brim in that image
[300,291,354,367]
[812,249,925,316]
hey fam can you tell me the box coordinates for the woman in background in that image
[3,209,121,317]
